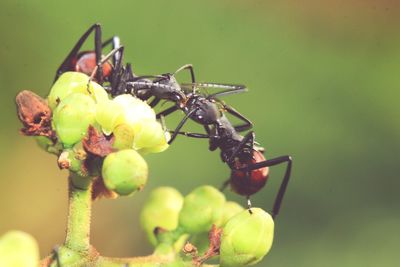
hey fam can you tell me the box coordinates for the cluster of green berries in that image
[43,72,170,195]
[140,185,274,266]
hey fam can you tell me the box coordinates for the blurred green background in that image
[1,0,399,266]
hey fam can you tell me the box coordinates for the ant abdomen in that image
[75,52,112,79]
[230,150,269,196]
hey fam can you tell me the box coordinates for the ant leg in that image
[168,108,199,144]
[168,131,209,138]
[94,23,103,82]
[55,23,101,81]
[137,75,167,80]
[241,155,292,219]
[247,196,253,214]
[156,105,179,119]
[52,245,61,267]
[109,46,125,94]
[87,46,124,90]
[149,97,161,107]
[101,36,121,64]
[223,104,253,132]
[126,63,136,80]
[220,179,230,192]
[174,64,196,83]
[159,115,208,141]
[226,131,255,163]
[89,46,124,79]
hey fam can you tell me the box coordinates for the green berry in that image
[133,119,169,152]
[48,72,108,110]
[95,100,124,135]
[52,93,96,147]
[87,80,109,104]
[216,201,244,227]
[113,94,155,126]
[102,149,148,196]
[140,187,184,246]
[0,231,39,267]
[34,136,63,155]
[35,135,53,150]
[112,123,135,150]
[220,208,274,267]
[179,185,225,234]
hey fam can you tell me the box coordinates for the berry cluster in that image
[11,24,287,266]
[140,186,274,266]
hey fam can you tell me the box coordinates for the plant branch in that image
[64,173,92,252]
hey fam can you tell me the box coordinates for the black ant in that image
[122,64,196,108]
[54,23,124,86]
[110,62,245,112]
[159,86,292,219]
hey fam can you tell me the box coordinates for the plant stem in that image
[64,173,92,252]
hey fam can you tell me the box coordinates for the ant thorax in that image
[153,75,183,100]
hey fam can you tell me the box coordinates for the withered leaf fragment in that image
[192,224,223,266]
[15,90,55,140]
[92,176,118,200]
[83,125,115,157]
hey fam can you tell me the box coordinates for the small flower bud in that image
[220,208,274,267]
[102,149,148,196]
[179,185,225,234]
[52,93,97,147]
[140,187,184,246]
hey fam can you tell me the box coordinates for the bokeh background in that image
[1,0,399,266]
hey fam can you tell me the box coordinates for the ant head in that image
[172,90,187,108]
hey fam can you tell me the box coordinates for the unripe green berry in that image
[112,123,135,150]
[216,201,244,227]
[0,231,39,267]
[52,93,96,147]
[220,208,274,267]
[102,149,148,196]
[179,185,225,234]
[133,119,169,152]
[34,137,63,155]
[113,94,155,126]
[48,72,107,110]
[95,100,124,135]
[140,187,184,246]
[87,80,109,104]
[35,136,53,151]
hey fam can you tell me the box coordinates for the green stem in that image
[64,173,92,252]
